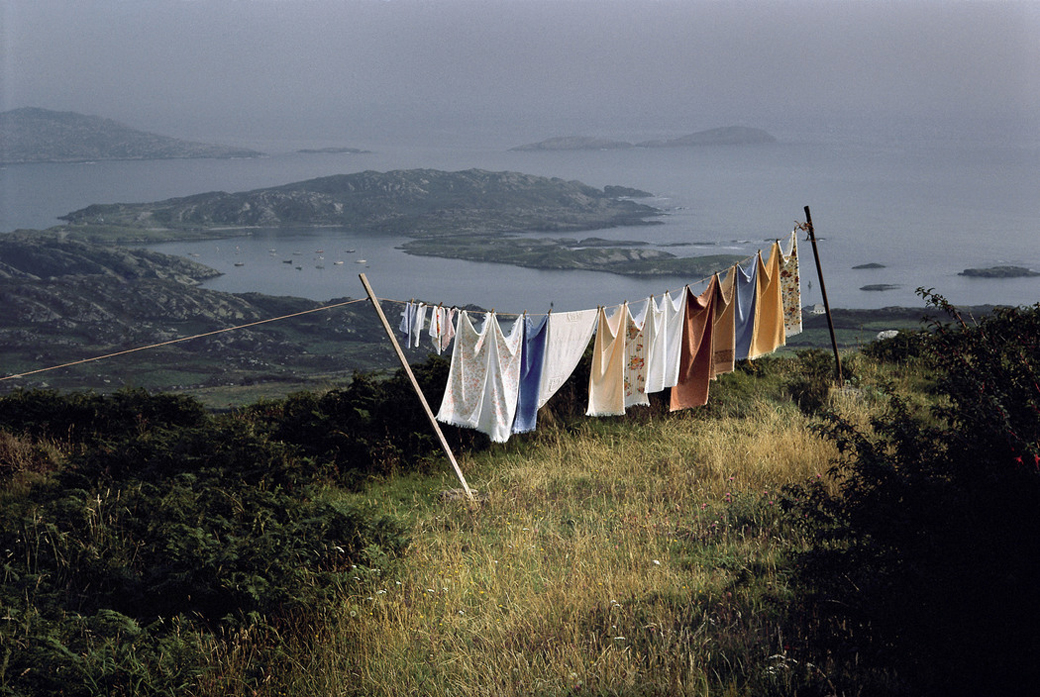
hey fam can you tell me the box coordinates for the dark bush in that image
[785,294,1040,695]
[0,390,407,697]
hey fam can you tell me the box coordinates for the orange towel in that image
[670,278,718,411]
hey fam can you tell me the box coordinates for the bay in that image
[3,135,1038,312]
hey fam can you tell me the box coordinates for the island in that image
[860,284,900,292]
[57,168,662,239]
[958,266,1040,278]
[510,136,633,152]
[297,147,372,154]
[636,126,776,148]
[510,127,776,152]
[0,107,263,164]
[853,263,886,270]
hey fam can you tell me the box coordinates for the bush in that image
[786,293,1040,695]
[0,391,407,696]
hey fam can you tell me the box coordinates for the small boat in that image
[315,249,324,254]
[316,264,324,269]
[283,259,293,264]
[355,259,367,264]
[333,260,344,265]
[295,266,302,270]
[234,262,245,267]
[345,249,356,253]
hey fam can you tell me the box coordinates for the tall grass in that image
[217,388,849,696]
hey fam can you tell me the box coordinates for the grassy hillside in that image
[2,296,1038,696]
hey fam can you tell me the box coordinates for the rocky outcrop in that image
[0,107,263,164]
[959,266,1040,278]
[0,233,220,284]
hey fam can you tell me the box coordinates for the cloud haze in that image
[3,0,1038,146]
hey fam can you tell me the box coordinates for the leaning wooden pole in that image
[803,206,844,386]
[359,273,475,502]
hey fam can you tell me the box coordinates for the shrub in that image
[786,293,1040,695]
[0,390,407,696]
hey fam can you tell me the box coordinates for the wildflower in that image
[652,559,661,566]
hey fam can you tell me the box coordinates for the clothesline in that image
[383,246,772,319]
[1,234,796,387]
[0,298,368,383]
[418,231,803,444]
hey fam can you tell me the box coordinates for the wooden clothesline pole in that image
[803,206,844,386]
[358,273,476,502]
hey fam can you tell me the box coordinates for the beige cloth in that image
[780,230,802,337]
[586,305,627,417]
[712,269,737,376]
[670,279,718,411]
[749,242,786,360]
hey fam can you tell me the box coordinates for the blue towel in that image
[512,313,549,433]
[733,257,758,361]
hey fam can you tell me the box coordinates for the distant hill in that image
[510,127,776,152]
[58,168,662,236]
[0,107,263,164]
[636,126,776,147]
[510,136,633,152]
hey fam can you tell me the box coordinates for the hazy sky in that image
[2,0,1038,147]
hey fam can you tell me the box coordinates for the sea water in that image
[2,135,1038,312]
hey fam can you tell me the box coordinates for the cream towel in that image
[780,231,802,337]
[586,305,627,417]
[536,308,598,409]
[624,299,650,408]
[645,290,686,393]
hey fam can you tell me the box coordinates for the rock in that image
[958,265,1040,278]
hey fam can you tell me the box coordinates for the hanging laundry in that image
[749,242,786,359]
[624,299,650,408]
[780,230,802,337]
[436,311,524,443]
[586,305,627,417]
[644,290,686,394]
[399,300,417,340]
[512,313,549,434]
[670,278,718,410]
[733,259,757,361]
[537,308,598,409]
[428,306,457,355]
[712,270,737,377]
[409,303,428,348]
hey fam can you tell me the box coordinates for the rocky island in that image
[511,126,776,152]
[958,265,1040,278]
[0,107,263,164]
[58,168,662,239]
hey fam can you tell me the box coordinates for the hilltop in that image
[0,107,263,164]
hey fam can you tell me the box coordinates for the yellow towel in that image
[712,269,736,376]
[749,242,786,360]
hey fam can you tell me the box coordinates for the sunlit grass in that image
[224,392,847,696]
